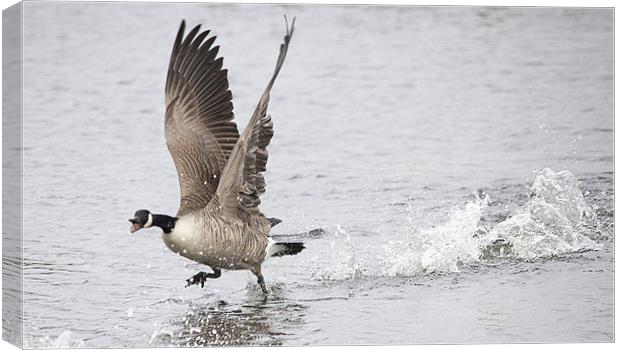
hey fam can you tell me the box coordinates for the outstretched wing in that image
[214,17,295,220]
[165,20,241,216]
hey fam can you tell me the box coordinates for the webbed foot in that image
[185,269,221,288]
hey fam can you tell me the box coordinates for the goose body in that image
[163,206,271,270]
[129,17,303,293]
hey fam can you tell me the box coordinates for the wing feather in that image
[165,20,241,216]
[214,17,295,220]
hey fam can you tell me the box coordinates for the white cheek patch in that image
[144,213,153,228]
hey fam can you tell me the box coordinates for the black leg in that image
[257,274,268,294]
[185,268,221,288]
[251,266,268,295]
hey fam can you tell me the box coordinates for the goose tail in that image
[267,217,282,227]
[266,240,305,258]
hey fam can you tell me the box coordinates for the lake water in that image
[18,2,613,347]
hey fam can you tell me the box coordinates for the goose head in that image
[129,209,153,233]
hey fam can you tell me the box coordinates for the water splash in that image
[388,168,601,276]
[26,330,85,348]
[484,168,600,259]
[310,225,363,281]
[384,193,489,276]
[315,168,603,280]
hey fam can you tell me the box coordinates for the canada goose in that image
[129,18,303,294]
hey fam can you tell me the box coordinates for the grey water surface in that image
[20,2,613,347]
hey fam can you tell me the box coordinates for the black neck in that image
[151,214,177,234]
